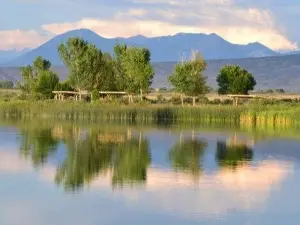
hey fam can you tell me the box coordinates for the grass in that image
[1,100,300,128]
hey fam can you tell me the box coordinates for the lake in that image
[1,120,300,225]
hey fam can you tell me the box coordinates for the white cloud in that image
[0,0,298,51]
[0,29,49,51]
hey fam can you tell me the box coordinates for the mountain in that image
[2,54,300,92]
[0,49,30,64]
[3,29,278,66]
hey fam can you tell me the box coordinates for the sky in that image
[0,0,299,51]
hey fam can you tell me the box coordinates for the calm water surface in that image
[0,121,300,225]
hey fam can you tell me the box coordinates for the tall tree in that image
[58,38,95,91]
[168,51,209,106]
[113,44,154,102]
[19,56,59,98]
[58,37,117,93]
[216,65,256,95]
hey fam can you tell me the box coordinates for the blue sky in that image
[0,0,299,51]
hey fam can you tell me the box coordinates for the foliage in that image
[168,51,209,105]
[216,65,256,95]
[55,80,74,91]
[0,80,14,89]
[113,44,154,96]
[58,38,102,91]
[19,56,59,98]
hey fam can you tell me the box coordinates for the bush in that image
[170,96,182,105]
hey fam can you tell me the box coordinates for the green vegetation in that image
[1,101,300,129]
[18,56,59,99]
[1,36,299,127]
[168,51,209,106]
[216,65,256,95]
[0,80,14,89]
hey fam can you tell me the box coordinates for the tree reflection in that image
[112,133,151,188]
[55,130,151,191]
[169,135,207,176]
[19,128,58,167]
[216,141,253,170]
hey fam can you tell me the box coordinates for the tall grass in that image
[1,100,300,127]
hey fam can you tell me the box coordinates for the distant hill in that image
[2,29,279,66]
[2,54,300,92]
[0,49,30,64]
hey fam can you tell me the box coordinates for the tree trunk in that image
[192,97,196,107]
[128,94,133,103]
[140,89,143,101]
[180,94,184,106]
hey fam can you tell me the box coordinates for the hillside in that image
[1,54,300,92]
[2,29,278,66]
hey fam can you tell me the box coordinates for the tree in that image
[216,65,256,95]
[33,71,59,98]
[113,44,154,102]
[168,51,209,106]
[19,56,59,98]
[0,80,14,89]
[58,37,117,93]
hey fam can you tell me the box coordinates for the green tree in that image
[113,44,154,102]
[0,80,14,89]
[168,51,209,106]
[216,65,256,95]
[58,37,117,93]
[19,56,59,98]
[33,71,59,98]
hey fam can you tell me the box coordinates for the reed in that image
[1,100,300,127]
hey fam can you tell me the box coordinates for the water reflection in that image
[19,127,58,167]
[12,124,287,196]
[216,141,253,169]
[21,126,152,191]
[0,122,298,224]
[169,133,207,177]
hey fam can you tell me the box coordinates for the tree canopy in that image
[168,51,209,105]
[113,43,154,100]
[58,38,104,91]
[19,56,59,98]
[216,65,256,95]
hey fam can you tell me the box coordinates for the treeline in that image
[0,80,14,89]
[17,37,257,104]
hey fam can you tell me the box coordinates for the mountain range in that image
[0,29,279,66]
[1,29,300,92]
